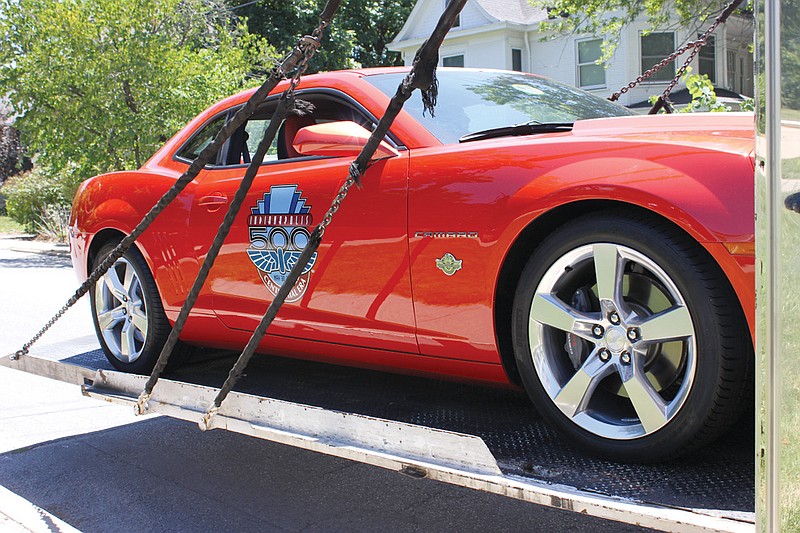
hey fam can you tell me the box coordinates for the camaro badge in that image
[436,253,462,276]
[247,185,316,302]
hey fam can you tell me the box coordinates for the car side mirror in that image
[292,121,400,160]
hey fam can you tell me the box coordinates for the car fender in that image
[508,153,753,243]
[500,152,755,338]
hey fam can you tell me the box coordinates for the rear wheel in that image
[512,213,751,462]
[90,241,192,374]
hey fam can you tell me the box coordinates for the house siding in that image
[402,1,491,41]
[389,0,753,104]
[439,30,508,69]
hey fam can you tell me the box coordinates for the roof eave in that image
[388,21,540,51]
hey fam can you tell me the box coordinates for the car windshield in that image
[364,69,633,144]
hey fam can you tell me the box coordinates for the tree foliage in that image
[227,0,416,72]
[0,0,274,180]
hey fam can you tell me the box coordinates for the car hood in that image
[571,112,755,155]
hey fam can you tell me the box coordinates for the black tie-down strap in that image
[191,0,469,430]
[136,93,306,411]
[12,0,343,362]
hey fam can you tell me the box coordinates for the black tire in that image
[511,212,752,462]
[90,240,193,374]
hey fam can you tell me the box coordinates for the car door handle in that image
[199,193,228,212]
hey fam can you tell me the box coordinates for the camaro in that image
[69,68,755,462]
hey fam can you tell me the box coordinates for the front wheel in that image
[512,213,751,462]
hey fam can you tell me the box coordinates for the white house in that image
[388,0,754,107]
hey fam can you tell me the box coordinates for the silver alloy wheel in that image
[528,243,696,440]
[94,257,148,363]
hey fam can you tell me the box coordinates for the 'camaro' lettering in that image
[414,231,479,239]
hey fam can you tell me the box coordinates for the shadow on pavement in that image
[0,254,72,269]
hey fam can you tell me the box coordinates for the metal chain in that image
[13,298,77,359]
[609,39,701,101]
[661,38,705,102]
[320,163,359,235]
[198,162,361,430]
[12,3,340,363]
[608,0,743,103]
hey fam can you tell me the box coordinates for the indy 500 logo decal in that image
[247,185,317,302]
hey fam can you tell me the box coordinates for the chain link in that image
[319,163,360,236]
[609,0,739,103]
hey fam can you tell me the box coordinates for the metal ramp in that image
[2,337,754,533]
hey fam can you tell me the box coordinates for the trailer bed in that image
[2,336,755,533]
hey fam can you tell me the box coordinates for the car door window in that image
[225,118,278,166]
[175,114,227,162]
[179,92,387,168]
[227,95,380,165]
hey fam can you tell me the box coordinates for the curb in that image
[0,485,80,533]
[8,246,70,258]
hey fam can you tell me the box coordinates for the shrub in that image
[0,164,80,235]
[35,204,71,242]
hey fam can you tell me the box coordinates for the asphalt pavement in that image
[0,234,655,532]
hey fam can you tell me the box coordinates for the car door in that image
[186,93,417,353]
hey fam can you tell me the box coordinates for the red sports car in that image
[69,68,755,462]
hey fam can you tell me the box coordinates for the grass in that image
[779,212,800,531]
[0,215,23,235]
[761,151,800,530]
[782,107,800,123]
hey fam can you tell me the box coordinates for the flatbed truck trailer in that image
[2,337,754,533]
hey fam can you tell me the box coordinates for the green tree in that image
[227,0,416,72]
[0,0,274,179]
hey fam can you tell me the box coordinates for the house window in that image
[739,56,746,93]
[727,50,737,91]
[699,35,716,83]
[445,0,460,28]
[443,54,465,67]
[512,48,523,72]
[641,32,675,82]
[577,38,605,88]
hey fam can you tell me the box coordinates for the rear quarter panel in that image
[70,170,206,315]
